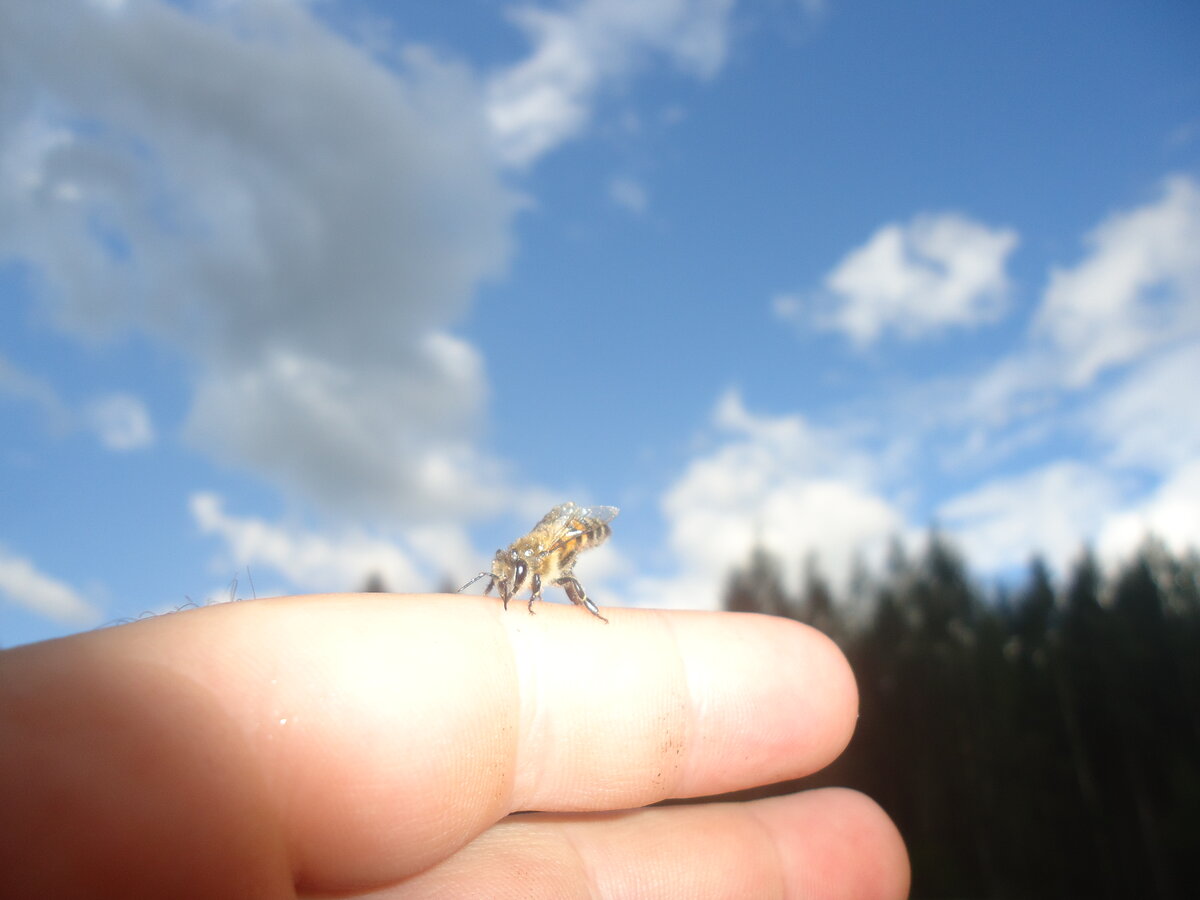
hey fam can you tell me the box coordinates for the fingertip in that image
[668,611,861,796]
[754,788,911,900]
[791,619,861,761]
[399,789,909,899]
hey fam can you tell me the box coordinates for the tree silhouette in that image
[724,544,789,617]
[719,531,1200,899]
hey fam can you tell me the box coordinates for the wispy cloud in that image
[0,546,102,625]
[0,354,72,434]
[894,178,1200,575]
[937,462,1125,575]
[1089,344,1200,473]
[487,0,738,166]
[762,175,1200,583]
[86,392,155,451]
[608,174,648,213]
[2,355,154,451]
[1035,175,1200,388]
[955,176,1200,467]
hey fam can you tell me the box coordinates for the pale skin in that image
[0,594,910,899]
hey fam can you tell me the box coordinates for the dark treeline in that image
[721,533,1200,899]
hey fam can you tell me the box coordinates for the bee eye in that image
[514,561,527,590]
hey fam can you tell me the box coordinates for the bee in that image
[459,502,618,623]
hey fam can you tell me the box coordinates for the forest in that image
[718,534,1199,899]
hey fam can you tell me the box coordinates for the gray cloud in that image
[1,0,520,520]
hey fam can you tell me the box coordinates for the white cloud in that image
[1035,175,1200,387]
[629,390,904,610]
[1099,460,1200,564]
[767,178,1200,588]
[0,0,519,521]
[0,546,103,625]
[608,174,648,213]
[785,212,1018,346]
[937,178,1200,553]
[1089,342,1200,473]
[487,0,737,166]
[87,392,155,450]
[644,369,1200,605]
[765,179,1200,587]
[940,177,1200,502]
[937,462,1124,574]
[190,492,429,593]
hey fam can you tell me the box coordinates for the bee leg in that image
[558,576,609,624]
[528,573,542,615]
[457,572,493,595]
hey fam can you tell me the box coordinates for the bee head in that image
[493,548,531,597]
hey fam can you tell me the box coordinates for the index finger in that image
[0,594,858,894]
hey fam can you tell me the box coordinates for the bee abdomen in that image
[562,524,609,557]
[584,523,611,545]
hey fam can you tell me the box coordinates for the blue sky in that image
[2,0,1198,646]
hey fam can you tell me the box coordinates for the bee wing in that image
[577,505,619,526]
[532,502,620,551]
[534,502,581,531]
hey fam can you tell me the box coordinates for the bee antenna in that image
[458,572,491,593]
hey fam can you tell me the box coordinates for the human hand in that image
[0,594,909,898]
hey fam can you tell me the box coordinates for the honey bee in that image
[459,502,618,623]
